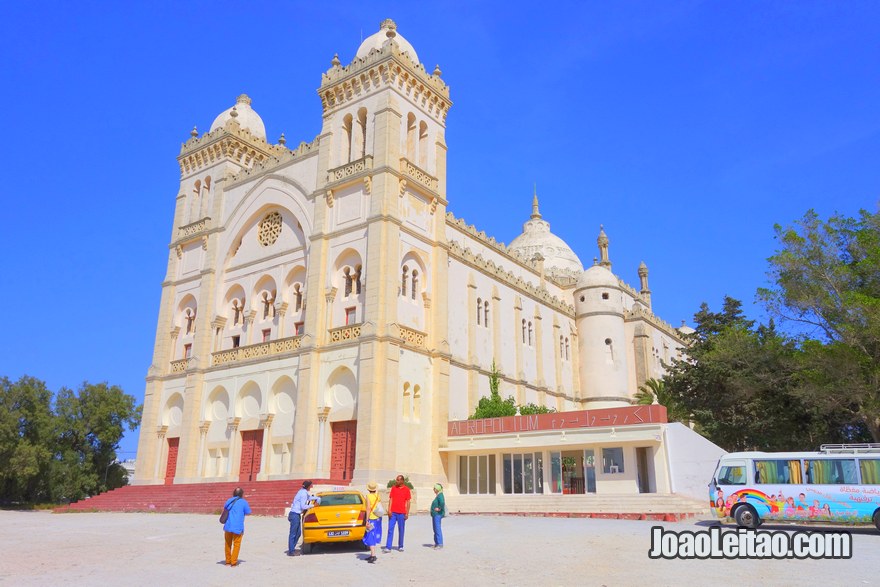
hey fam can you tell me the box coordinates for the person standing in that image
[430,483,445,549]
[383,474,411,553]
[288,480,320,556]
[363,481,383,563]
[222,487,251,567]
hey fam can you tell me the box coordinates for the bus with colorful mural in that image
[709,444,880,530]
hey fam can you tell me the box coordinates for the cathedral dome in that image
[355,19,420,63]
[210,94,267,140]
[508,195,583,273]
[577,264,618,288]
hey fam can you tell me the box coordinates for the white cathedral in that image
[134,20,721,504]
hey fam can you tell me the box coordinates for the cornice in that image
[447,239,575,317]
[319,43,451,123]
[447,357,582,404]
[624,306,685,343]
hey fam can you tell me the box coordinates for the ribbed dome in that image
[577,264,618,288]
[508,194,583,273]
[210,94,266,140]
[355,19,420,63]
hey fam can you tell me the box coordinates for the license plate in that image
[327,530,350,537]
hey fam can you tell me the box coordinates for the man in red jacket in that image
[383,474,412,553]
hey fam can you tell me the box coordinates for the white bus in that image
[710,444,880,530]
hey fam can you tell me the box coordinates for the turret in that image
[638,261,651,309]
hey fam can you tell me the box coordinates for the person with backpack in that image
[430,483,446,549]
[222,487,252,566]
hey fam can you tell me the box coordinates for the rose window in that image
[257,211,282,246]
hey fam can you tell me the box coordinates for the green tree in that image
[518,403,555,415]
[0,376,56,502]
[664,298,864,451]
[759,208,880,439]
[54,382,141,501]
[470,361,516,419]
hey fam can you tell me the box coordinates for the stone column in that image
[258,413,274,480]
[276,303,288,339]
[196,421,209,478]
[154,425,168,481]
[244,312,256,346]
[226,417,240,479]
[316,407,332,478]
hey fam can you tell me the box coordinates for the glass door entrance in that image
[554,450,596,494]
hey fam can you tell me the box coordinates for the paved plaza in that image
[1,510,877,586]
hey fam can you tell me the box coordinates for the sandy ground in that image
[0,510,877,586]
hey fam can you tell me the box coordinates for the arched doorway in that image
[326,367,358,481]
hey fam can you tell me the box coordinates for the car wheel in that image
[301,542,313,554]
[734,505,759,529]
[873,509,880,532]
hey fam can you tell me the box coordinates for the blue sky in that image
[2,1,878,457]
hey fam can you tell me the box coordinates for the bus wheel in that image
[873,509,880,532]
[734,505,759,529]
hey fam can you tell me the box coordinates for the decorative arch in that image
[162,393,185,430]
[235,380,263,427]
[325,366,358,422]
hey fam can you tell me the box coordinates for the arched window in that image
[232,298,244,326]
[402,383,411,421]
[184,308,196,335]
[261,291,275,319]
[344,267,352,297]
[401,266,409,297]
[528,322,533,346]
[477,298,482,326]
[342,114,353,163]
[406,113,416,160]
[413,385,421,422]
[411,269,419,300]
[565,338,570,360]
[483,300,489,327]
[293,284,303,312]
[418,121,428,168]
[354,264,362,295]
[356,108,367,160]
[560,335,565,357]
[522,319,527,344]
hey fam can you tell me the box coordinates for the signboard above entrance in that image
[447,405,668,437]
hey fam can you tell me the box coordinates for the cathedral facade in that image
[134,20,712,501]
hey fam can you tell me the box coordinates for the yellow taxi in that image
[301,490,368,553]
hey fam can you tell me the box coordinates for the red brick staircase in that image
[55,479,349,516]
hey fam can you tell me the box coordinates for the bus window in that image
[754,459,803,484]
[717,465,746,485]
[860,459,880,484]
[807,459,858,484]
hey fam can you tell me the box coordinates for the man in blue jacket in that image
[223,487,252,566]
[288,480,321,556]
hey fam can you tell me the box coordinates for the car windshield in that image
[318,494,363,506]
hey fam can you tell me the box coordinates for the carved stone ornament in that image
[201,235,208,250]
[258,211,283,246]
[326,189,335,208]
[430,196,439,215]
[363,175,372,194]
[399,179,407,198]
[175,244,183,259]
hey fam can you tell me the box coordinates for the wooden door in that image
[330,420,357,480]
[164,437,179,485]
[239,429,264,482]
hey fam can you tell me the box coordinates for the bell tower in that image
[309,19,453,488]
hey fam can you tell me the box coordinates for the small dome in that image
[210,94,266,140]
[355,19,420,63]
[577,264,618,288]
[508,194,583,273]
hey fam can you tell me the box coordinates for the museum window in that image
[231,335,240,348]
[232,298,244,326]
[401,266,408,297]
[183,343,192,359]
[476,297,482,326]
[412,385,421,421]
[411,269,419,300]
[406,113,416,160]
[560,335,564,357]
[344,267,353,297]
[565,337,570,360]
[342,113,353,163]
[602,292,609,300]
[356,108,367,160]
[294,322,304,336]
[261,291,275,319]
[402,383,411,421]
[262,329,271,343]
[528,322,533,346]
[522,319,527,344]
[458,455,496,495]
[483,300,489,328]
[502,452,544,494]
[602,447,625,474]
[354,264,362,295]
[418,120,429,168]
[345,307,356,325]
